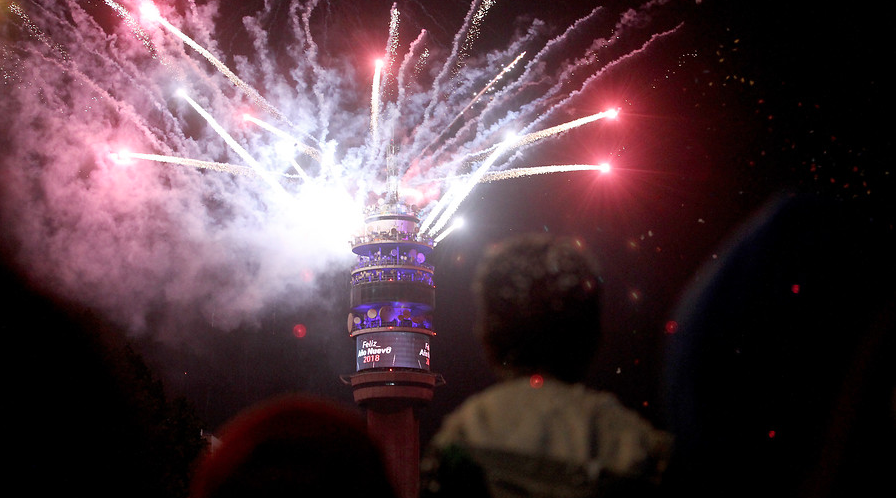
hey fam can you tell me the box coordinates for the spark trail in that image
[103,0,163,62]
[424,135,516,236]
[514,108,619,148]
[371,59,384,150]
[0,0,687,339]
[8,2,69,62]
[462,108,620,165]
[127,1,292,127]
[243,114,322,163]
[177,89,287,196]
[480,163,611,183]
[114,151,255,177]
[417,50,527,158]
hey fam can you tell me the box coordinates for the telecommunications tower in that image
[344,162,441,498]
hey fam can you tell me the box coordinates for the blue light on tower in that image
[348,200,435,371]
[345,168,441,498]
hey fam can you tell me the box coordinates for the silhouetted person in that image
[421,234,672,498]
[190,394,398,498]
[801,292,896,498]
[663,193,896,498]
[6,252,204,498]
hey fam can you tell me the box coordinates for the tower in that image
[345,181,440,498]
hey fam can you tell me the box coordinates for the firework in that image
[479,163,611,183]
[0,0,685,335]
[114,151,255,177]
[131,1,292,126]
[424,134,516,236]
[371,59,384,150]
[178,89,286,195]
[243,114,322,163]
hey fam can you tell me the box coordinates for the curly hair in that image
[472,233,603,383]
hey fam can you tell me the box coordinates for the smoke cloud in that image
[1,0,685,346]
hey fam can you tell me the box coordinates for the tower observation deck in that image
[345,191,441,498]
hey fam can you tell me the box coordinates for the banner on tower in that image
[356,331,431,371]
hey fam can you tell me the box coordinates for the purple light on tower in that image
[345,173,441,498]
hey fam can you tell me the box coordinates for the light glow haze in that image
[0,0,683,345]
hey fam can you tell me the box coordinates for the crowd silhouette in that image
[190,394,398,498]
[421,233,672,497]
[7,249,204,498]
[11,191,893,498]
[662,193,895,498]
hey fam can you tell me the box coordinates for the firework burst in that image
[0,0,684,335]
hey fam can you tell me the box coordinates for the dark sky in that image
[3,0,893,450]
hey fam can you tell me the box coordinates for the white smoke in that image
[0,0,685,343]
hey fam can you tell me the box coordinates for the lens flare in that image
[138,1,161,22]
[433,217,465,245]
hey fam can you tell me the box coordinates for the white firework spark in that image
[0,0,685,337]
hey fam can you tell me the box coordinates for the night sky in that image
[2,0,893,460]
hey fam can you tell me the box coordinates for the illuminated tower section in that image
[347,192,439,498]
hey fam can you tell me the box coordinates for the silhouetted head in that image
[6,251,205,498]
[190,394,396,498]
[664,193,896,498]
[472,233,602,383]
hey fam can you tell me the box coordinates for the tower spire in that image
[386,143,399,204]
